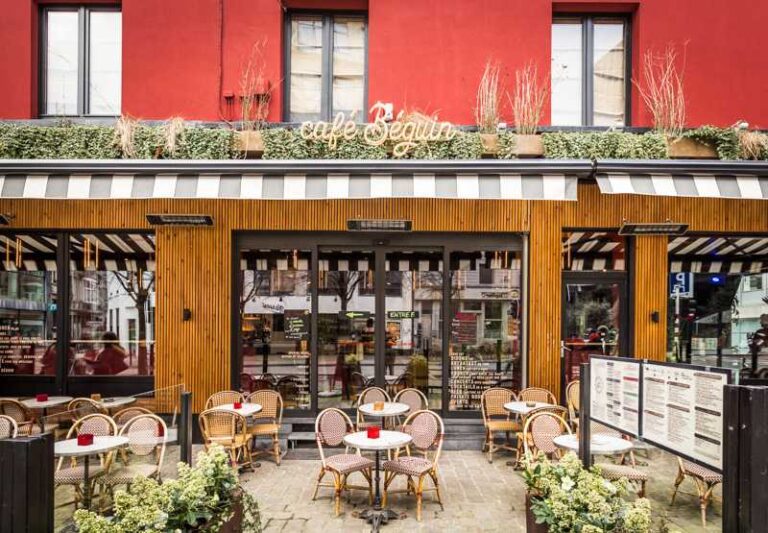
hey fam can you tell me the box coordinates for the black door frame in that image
[232,231,524,418]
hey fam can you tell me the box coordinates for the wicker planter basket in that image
[514,134,544,158]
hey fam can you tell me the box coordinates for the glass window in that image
[562,231,626,271]
[449,251,523,411]
[552,16,628,126]
[69,234,155,376]
[288,13,366,121]
[0,234,58,376]
[667,235,768,375]
[240,249,311,409]
[42,7,122,116]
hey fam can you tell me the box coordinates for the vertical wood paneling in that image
[633,236,668,360]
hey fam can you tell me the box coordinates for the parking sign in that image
[670,272,693,297]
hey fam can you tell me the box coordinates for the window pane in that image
[240,249,311,409]
[0,235,58,376]
[551,21,583,126]
[332,17,365,118]
[69,234,155,376]
[45,11,79,115]
[88,11,122,115]
[562,231,626,271]
[593,21,626,126]
[449,251,523,411]
[290,16,323,122]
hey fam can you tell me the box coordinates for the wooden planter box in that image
[526,495,549,533]
[234,130,265,158]
[480,133,499,156]
[515,134,544,158]
[216,495,244,533]
[667,136,718,159]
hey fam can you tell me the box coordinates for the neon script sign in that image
[299,102,457,157]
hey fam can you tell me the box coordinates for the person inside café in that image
[84,332,129,375]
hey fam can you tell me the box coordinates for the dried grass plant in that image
[510,63,547,135]
[475,61,501,134]
[738,129,768,160]
[634,45,686,137]
[162,117,186,157]
[240,39,273,131]
[115,116,138,158]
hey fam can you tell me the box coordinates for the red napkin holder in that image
[36,393,49,402]
[157,422,165,437]
[367,426,380,439]
[233,402,243,409]
[77,433,94,446]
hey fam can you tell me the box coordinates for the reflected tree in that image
[111,271,155,376]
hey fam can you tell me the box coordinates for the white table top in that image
[553,434,634,456]
[98,397,137,409]
[55,436,129,457]
[344,430,412,451]
[211,403,262,416]
[359,402,410,417]
[384,375,398,383]
[21,396,72,409]
[504,401,554,416]
[129,427,178,445]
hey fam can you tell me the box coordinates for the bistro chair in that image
[98,414,168,507]
[515,404,569,466]
[312,408,373,516]
[252,375,276,391]
[198,408,253,470]
[671,457,723,527]
[348,371,368,403]
[240,373,255,393]
[522,411,571,461]
[114,406,153,428]
[277,375,301,408]
[246,390,283,466]
[565,380,580,430]
[55,414,118,509]
[382,410,445,521]
[0,414,18,439]
[68,398,108,421]
[355,386,391,430]
[519,387,557,405]
[0,399,36,436]
[204,390,245,410]
[394,388,429,416]
[480,387,518,464]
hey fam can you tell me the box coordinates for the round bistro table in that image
[97,396,137,411]
[359,402,410,423]
[54,435,129,510]
[21,396,72,433]
[211,403,263,416]
[503,401,555,417]
[553,434,634,456]
[344,430,412,530]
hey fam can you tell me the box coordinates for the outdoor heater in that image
[146,214,214,226]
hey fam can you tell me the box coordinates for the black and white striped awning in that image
[562,231,626,271]
[0,160,590,201]
[595,161,768,199]
[668,235,768,273]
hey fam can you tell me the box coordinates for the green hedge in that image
[541,131,669,159]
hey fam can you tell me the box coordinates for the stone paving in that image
[55,445,722,532]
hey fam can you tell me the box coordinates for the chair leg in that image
[312,468,326,501]
[638,480,646,499]
[273,433,281,466]
[670,467,685,505]
[487,431,494,463]
[699,480,717,528]
[416,475,426,521]
[333,472,343,516]
[430,470,444,510]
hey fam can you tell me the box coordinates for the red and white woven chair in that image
[55,413,118,508]
[0,414,18,439]
[312,408,373,516]
[0,398,53,436]
[393,388,428,427]
[382,410,445,521]
[355,386,391,430]
[522,410,571,461]
[671,457,722,527]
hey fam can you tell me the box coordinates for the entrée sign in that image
[299,103,457,157]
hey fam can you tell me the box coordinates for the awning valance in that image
[595,160,768,200]
[0,160,591,201]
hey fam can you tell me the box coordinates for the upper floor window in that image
[286,13,367,122]
[551,16,629,126]
[41,7,122,116]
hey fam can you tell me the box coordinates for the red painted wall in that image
[1,0,767,126]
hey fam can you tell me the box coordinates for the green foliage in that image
[542,131,668,159]
[497,132,517,159]
[261,128,312,159]
[682,125,740,160]
[74,446,262,533]
[0,124,120,159]
[405,132,484,160]
[176,128,235,159]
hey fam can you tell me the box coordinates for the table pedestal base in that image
[359,508,400,530]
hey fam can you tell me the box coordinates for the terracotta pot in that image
[515,134,544,158]
[526,494,549,533]
[234,130,265,158]
[480,133,499,155]
[667,136,718,159]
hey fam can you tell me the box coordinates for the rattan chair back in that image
[481,387,516,421]
[565,380,580,423]
[59,413,118,472]
[527,405,569,419]
[199,409,248,446]
[0,399,32,427]
[519,387,557,404]
[523,412,571,458]
[315,408,355,467]
[402,410,444,464]
[204,390,245,410]
[358,386,390,405]
[68,398,107,420]
[394,388,428,415]
[247,389,283,424]
[0,414,18,438]
[114,406,153,427]
[120,413,167,469]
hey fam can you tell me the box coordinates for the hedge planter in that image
[235,130,265,158]
[667,136,718,159]
[525,494,548,533]
[514,134,544,158]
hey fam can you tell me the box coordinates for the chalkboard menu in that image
[451,312,477,344]
[284,311,309,340]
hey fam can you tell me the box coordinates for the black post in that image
[722,384,740,532]
[0,434,54,532]
[578,362,591,466]
[179,390,193,465]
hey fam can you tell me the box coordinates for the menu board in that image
[451,312,477,344]
[0,319,38,374]
[589,356,641,436]
[641,362,728,470]
[284,311,309,340]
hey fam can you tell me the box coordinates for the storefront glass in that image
[448,250,523,411]
[240,249,311,409]
[0,234,58,375]
[69,233,156,377]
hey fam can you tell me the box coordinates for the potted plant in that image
[510,62,546,157]
[475,60,502,155]
[74,445,262,532]
[523,452,652,533]
[235,40,272,158]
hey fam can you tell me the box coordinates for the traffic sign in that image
[670,272,693,298]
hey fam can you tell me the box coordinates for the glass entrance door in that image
[562,277,628,387]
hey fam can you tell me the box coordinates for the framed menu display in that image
[589,356,641,437]
[640,362,730,471]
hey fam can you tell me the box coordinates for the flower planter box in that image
[480,133,499,156]
[526,494,549,532]
[216,493,244,533]
[667,136,718,159]
[234,130,265,158]
[514,134,544,158]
